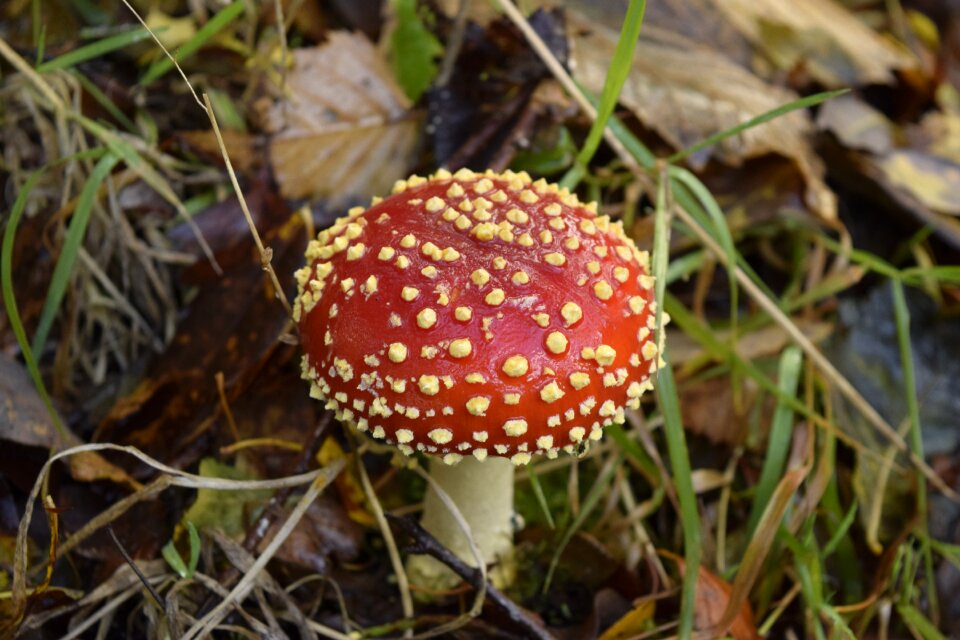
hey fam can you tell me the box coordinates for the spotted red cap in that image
[295,169,662,465]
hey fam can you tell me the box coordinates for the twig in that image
[436,0,472,87]
[119,0,292,316]
[106,525,166,613]
[387,515,555,640]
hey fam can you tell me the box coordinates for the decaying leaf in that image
[668,553,761,640]
[817,93,894,155]
[817,93,960,246]
[268,494,363,574]
[179,129,265,176]
[598,597,655,640]
[0,354,66,450]
[181,457,273,537]
[0,355,141,489]
[568,11,837,220]
[878,150,960,216]
[256,32,420,203]
[706,0,916,86]
[94,212,307,465]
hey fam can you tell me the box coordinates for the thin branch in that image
[387,515,555,640]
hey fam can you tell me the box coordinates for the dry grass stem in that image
[181,459,344,638]
[353,443,415,630]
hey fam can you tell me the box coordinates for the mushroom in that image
[295,168,662,588]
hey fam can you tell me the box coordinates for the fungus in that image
[296,169,664,588]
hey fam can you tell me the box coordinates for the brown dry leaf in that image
[179,129,264,175]
[666,551,761,640]
[707,0,917,86]
[568,12,837,220]
[94,212,308,465]
[0,354,67,450]
[0,355,140,489]
[257,32,420,203]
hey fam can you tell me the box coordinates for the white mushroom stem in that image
[406,456,516,590]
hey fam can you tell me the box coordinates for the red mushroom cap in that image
[295,169,662,465]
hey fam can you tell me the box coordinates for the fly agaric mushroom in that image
[295,168,662,587]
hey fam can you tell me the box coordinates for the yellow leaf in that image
[599,598,655,640]
[144,8,197,51]
[317,438,377,526]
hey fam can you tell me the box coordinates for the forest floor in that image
[2,0,960,638]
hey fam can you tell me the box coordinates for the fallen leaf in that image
[181,457,273,537]
[667,320,833,367]
[268,494,363,574]
[817,93,894,155]
[598,597,655,640]
[94,212,307,467]
[144,7,196,52]
[707,0,917,86]
[178,129,265,176]
[568,11,837,220]
[166,177,290,284]
[877,149,960,216]
[316,438,376,526]
[667,552,761,640]
[0,354,66,450]
[256,32,420,203]
[0,355,141,489]
[680,377,753,447]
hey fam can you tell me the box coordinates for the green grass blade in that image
[525,465,556,530]
[651,170,699,639]
[36,27,156,72]
[822,501,857,558]
[570,0,645,172]
[162,539,190,578]
[605,423,659,484]
[186,521,201,577]
[658,358,699,639]
[563,81,658,177]
[897,603,947,640]
[1,171,69,441]
[891,280,937,621]
[747,345,802,534]
[663,294,821,431]
[71,70,139,133]
[31,152,120,354]
[928,538,960,571]
[667,89,848,164]
[542,456,620,593]
[669,167,738,325]
[140,0,245,85]
[669,167,742,408]
[901,265,960,285]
